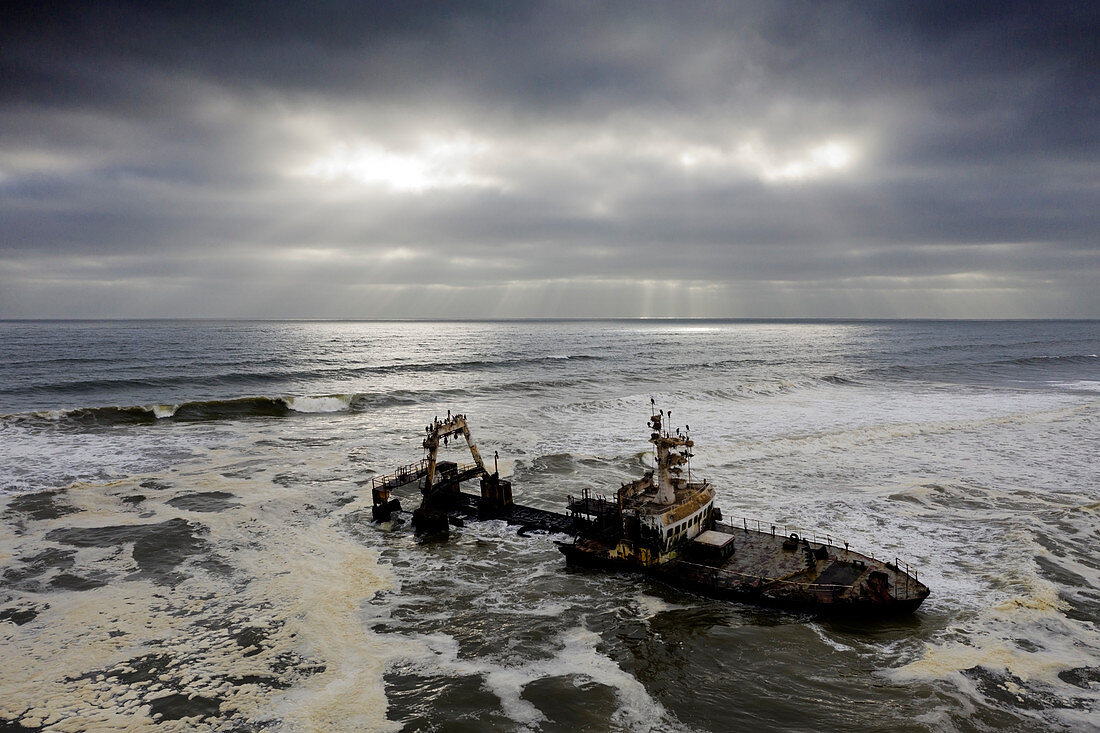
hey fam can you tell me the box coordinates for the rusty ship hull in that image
[559,522,929,616]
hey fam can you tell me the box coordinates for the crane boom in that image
[422,413,488,494]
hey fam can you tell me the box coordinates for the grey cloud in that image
[1,1,1097,317]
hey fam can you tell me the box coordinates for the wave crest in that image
[284,394,355,414]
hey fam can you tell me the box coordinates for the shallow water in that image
[1,320,1098,730]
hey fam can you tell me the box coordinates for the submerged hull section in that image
[560,523,929,616]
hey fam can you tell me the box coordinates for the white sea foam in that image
[284,394,355,413]
[28,408,70,421]
[1048,380,1100,392]
[390,624,679,730]
[888,515,1100,703]
[808,623,857,653]
[0,446,396,733]
[632,592,692,620]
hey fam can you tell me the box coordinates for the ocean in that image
[1,319,1098,731]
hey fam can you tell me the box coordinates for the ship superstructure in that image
[565,409,716,566]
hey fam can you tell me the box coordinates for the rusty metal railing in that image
[370,459,430,491]
[370,460,484,492]
[714,518,922,585]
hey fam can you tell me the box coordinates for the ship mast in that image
[648,407,693,504]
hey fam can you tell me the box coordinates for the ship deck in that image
[669,523,928,610]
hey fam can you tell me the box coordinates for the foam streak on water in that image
[1,319,1099,731]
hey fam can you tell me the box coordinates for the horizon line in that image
[3,316,1099,324]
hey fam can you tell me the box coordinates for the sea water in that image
[0,319,1098,731]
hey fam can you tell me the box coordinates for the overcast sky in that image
[1,1,1097,318]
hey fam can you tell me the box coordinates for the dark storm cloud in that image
[1,1,1098,317]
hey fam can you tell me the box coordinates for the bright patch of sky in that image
[301,138,495,193]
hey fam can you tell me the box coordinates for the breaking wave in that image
[283,394,356,414]
[699,374,865,400]
[4,393,367,427]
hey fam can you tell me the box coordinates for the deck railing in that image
[714,518,921,584]
[370,459,483,492]
[370,459,430,492]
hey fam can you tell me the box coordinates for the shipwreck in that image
[369,409,929,616]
